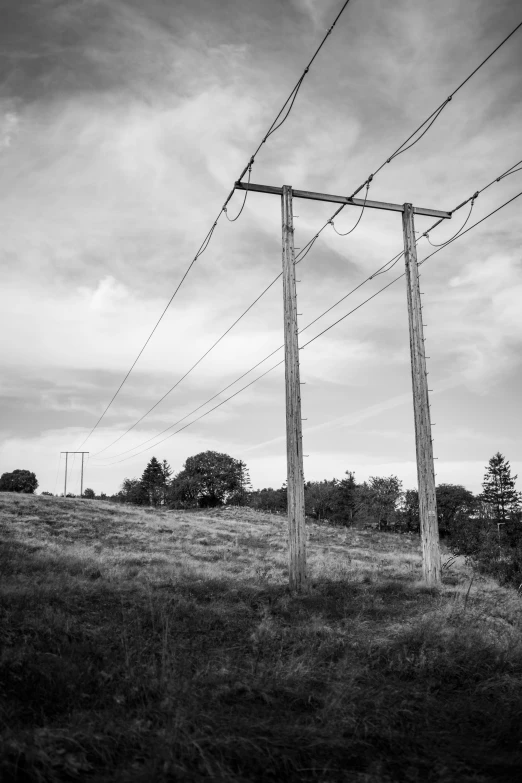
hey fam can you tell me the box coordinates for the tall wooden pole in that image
[64,452,68,499]
[281,185,307,593]
[402,203,441,587]
[80,453,84,499]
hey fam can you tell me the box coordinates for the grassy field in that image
[1,493,521,782]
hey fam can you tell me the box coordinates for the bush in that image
[0,469,38,494]
[449,515,522,589]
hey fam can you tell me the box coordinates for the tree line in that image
[2,449,520,588]
[110,449,521,589]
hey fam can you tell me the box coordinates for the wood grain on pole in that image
[282,185,307,593]
[402,204,441,587]
[80,453,84,499]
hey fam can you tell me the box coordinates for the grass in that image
[1,494,521,782]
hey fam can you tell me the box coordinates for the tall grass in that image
[0,494,521,781]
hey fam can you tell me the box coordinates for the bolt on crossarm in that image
[402,204,441,587]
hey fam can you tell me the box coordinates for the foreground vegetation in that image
[1,493,522,782]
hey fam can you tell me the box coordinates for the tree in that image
[174,451,244,507]
[167,472,200,509]
[248,485,287,514]
[402,489,420,532]
[141,457,169,506]
[337,471,364,526]
[305,479,339,522]
[436,484,475,535]
[119,478,148,506]
[229,460,252,506]
[41,491,53,497]
[363,476,403,530]
[0,469,38,494]
[82,488,96,499]
[481,452,520,523]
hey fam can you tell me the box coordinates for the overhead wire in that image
[306,188,522,347]
[92,178,522,467]
[330,180,371,236]
[75,0,354,451]
[425,199,476,247]
[348,19,522,199]
[53,453,62,496]
[86,21,522,457]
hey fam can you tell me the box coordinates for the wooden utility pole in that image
[80,452,85,498]
[281,185,307,593]
[402,204,441,586]
[61,452,89,499]
[63,452,68,499]
[234,179,450,589]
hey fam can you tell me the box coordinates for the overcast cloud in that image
[1,0,521,496]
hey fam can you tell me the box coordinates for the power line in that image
[93,161,521,462]
[85,22,522,456]
[93,185,522,467]
[52,453,62,496]
[75,0,354,450]
[304,189,522,347]
[348,19,522,198]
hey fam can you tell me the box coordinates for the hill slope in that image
[1,493,521,782]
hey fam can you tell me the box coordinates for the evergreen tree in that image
[481,452,520,523]
[236,460,252,506]
[141,457,167,506]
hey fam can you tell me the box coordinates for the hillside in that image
[1,493,521,782]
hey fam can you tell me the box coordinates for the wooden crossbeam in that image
[235,181,451,219]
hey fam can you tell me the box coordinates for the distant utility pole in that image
[282,186,307,593]
[235,180,450,588]
[402,205,441,587]
[60,452,89,498]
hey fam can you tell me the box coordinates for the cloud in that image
[1,0,521,495]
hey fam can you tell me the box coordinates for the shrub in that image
[449,515,522,589]
[0,469,38,493]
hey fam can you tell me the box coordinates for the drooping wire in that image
[91,220,325,459]
[425,198,476,247]
[330,179,371,236]
[76,217,220,450]
[246,0,353,158]
[92,188,522,467]
[76,0,354,451]
[348,20,522,199]
[91,157,522,462]
[81,15,520,456]
[298,190,522,347]
[224,161,253,221]
[91,267,286,457]
[418,189,522,267]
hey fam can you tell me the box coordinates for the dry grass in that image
[1,493,521,782]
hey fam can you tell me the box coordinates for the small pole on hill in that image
[402,204,441,587]
[281,185,307,593]
[61,452,89,499]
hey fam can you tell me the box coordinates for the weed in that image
[0,494,521,781]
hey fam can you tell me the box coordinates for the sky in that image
[1,0,521,497]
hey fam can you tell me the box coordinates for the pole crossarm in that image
[235,181,451,219]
